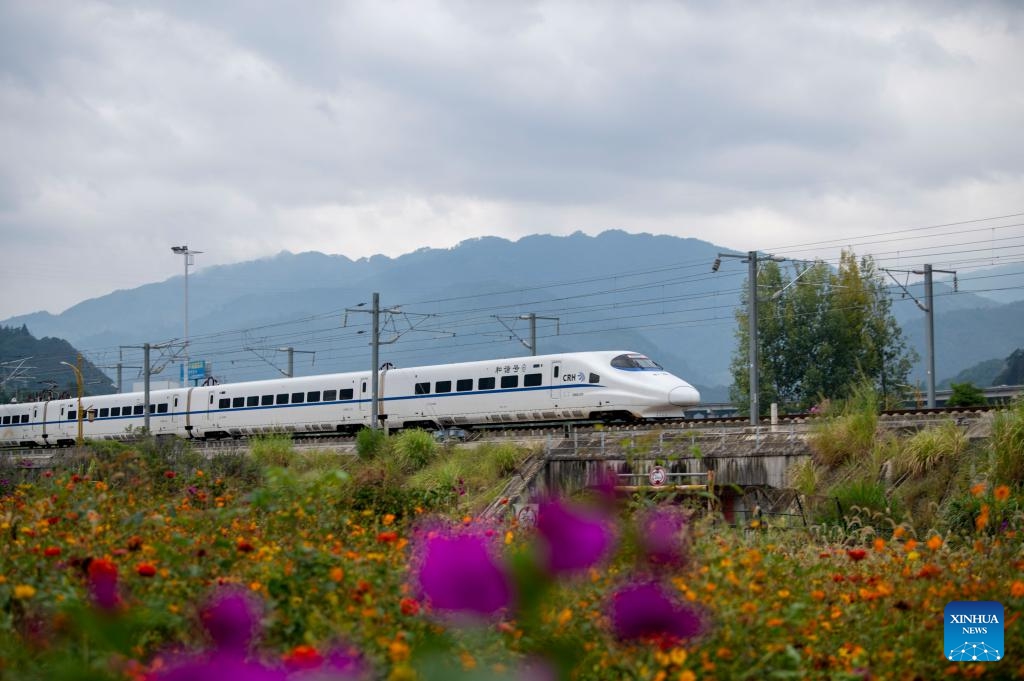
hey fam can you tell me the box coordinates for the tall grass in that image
[892,420,967,479]
[808,380,879,468]
[250,434,296,468]
[392,429,437,472]
[356,427,388,460]
[990,399,1024,487]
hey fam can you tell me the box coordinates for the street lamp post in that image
[171,245,202,386]
[60,356,84,446]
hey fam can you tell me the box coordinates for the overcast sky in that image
[2,0,1023,321]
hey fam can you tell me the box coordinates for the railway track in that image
[0,405,997,463]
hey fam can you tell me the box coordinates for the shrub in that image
[808,382,879,468]
[485,442,526,478]
[816,477,897,529]
[990,399,1024,487]
[250,434,296,468]
[946,382,987,407]
[893,420,967,479]
[392,429,436,472]
[355,427,388,461]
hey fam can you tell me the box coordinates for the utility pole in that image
[344,293,453,430]
[884,264,957,408]
[495,314,560,355]
[120,341,177,433]
[243,346,316,378]
[713,250,786,426]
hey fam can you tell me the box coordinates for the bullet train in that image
[0,351,700,447]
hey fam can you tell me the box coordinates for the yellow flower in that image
[14,584,36,599]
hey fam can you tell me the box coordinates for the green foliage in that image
[391,429,437,472]
[729,251,915,415]
[816,477,898,528]
[807,381,879,468]
[946,382,987,407]
[355,427,389,460]
[485,442,527,478]
[989,399,1024,487]
[892,420,968,479]
[249,433,296,468]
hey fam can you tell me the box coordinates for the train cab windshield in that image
[610,353,663,371]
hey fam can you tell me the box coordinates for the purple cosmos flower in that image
[536,499,614,574]
[417,532,511,615]
[610,581,704,643]
[637,507,690,568]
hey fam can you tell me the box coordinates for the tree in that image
[729,250,916,415]
[946,382,987,407]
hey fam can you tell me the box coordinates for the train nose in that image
[669,385,701,407]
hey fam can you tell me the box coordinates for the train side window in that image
[1,416,8,425]
[501,375,518,389]
[175,397,180,407]
[123,405,132,415]
[524,373,542,387]
[233,397,244,408]
[589,373,600,384]
[478,377,495,390]
[111,407,121,416]
[261,395,274,406]
[158,403,169,414]
[362,381,367,393]
[435,380,451,394]
[323,389,337,401]
[339,389,353,400]
[291,392,304,404]
[99,408,109,418]
[456,379,473,392]
[415,382,430,395]
[219,398,231,409]
[247,396,259,407]
[307,391,320,402]
[68,411,76,421]
[22,414,29,423]
[134,405,144,415]
[554,366,560,378]
[276,393,289,405]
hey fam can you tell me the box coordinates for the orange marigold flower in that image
[903,539,918,553]
[976,505,990,532]
[915,563,941,580]
[382,513,396,526]
[329,566,344,582]
[970,482,987,497]
[846,549,867,562]
[893,526,906,539]
[1011,581,1024,598]
[873,538,886,552]
[927,535,943,551]
[136,563,157,578]
[995,485,1011,502]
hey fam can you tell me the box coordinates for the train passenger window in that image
[307,391,320,402]
[362,381,367,393]
[435,381,451,394]
[111,407,120,416]
[219,398,230,409]
[123,405,132,414]
[524,373,542,387]
[68,411,76,421]
[276,394,289,405]
[478,377,495,390]
[501,375,518,389]
[339,389,353,400]
[589,373,600,384]
[323,389,337,401]
[135,405,144,415]
[233,397,244,408]
[291,392,304,404]
[554,366,560,378]
[21,414,29,423]
[247,396,259,407]
[100,408,109,418]
[158,403,169,414]
[261,395,274,406]
[456,379,473,392]
[415,382,430,395]
[150,404,156,414]
[1,416,8,425]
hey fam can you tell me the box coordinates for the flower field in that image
[1,437,1022,680]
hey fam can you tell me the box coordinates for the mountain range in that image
[3,231,1023,402]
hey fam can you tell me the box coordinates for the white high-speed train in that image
[0,351,700,447]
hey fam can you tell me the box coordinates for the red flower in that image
[87,558,120,610]
[136,563,157,577]
[164,470,176,479]
[846,549,867,562]
[283,644,323,670]
[376,531,399,544]
[236,540,255,553]
[44,546,62,557]
[400,597,421,616]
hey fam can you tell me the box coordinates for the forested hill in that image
[0,325,115,401]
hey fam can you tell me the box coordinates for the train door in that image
[550,361,561,399]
